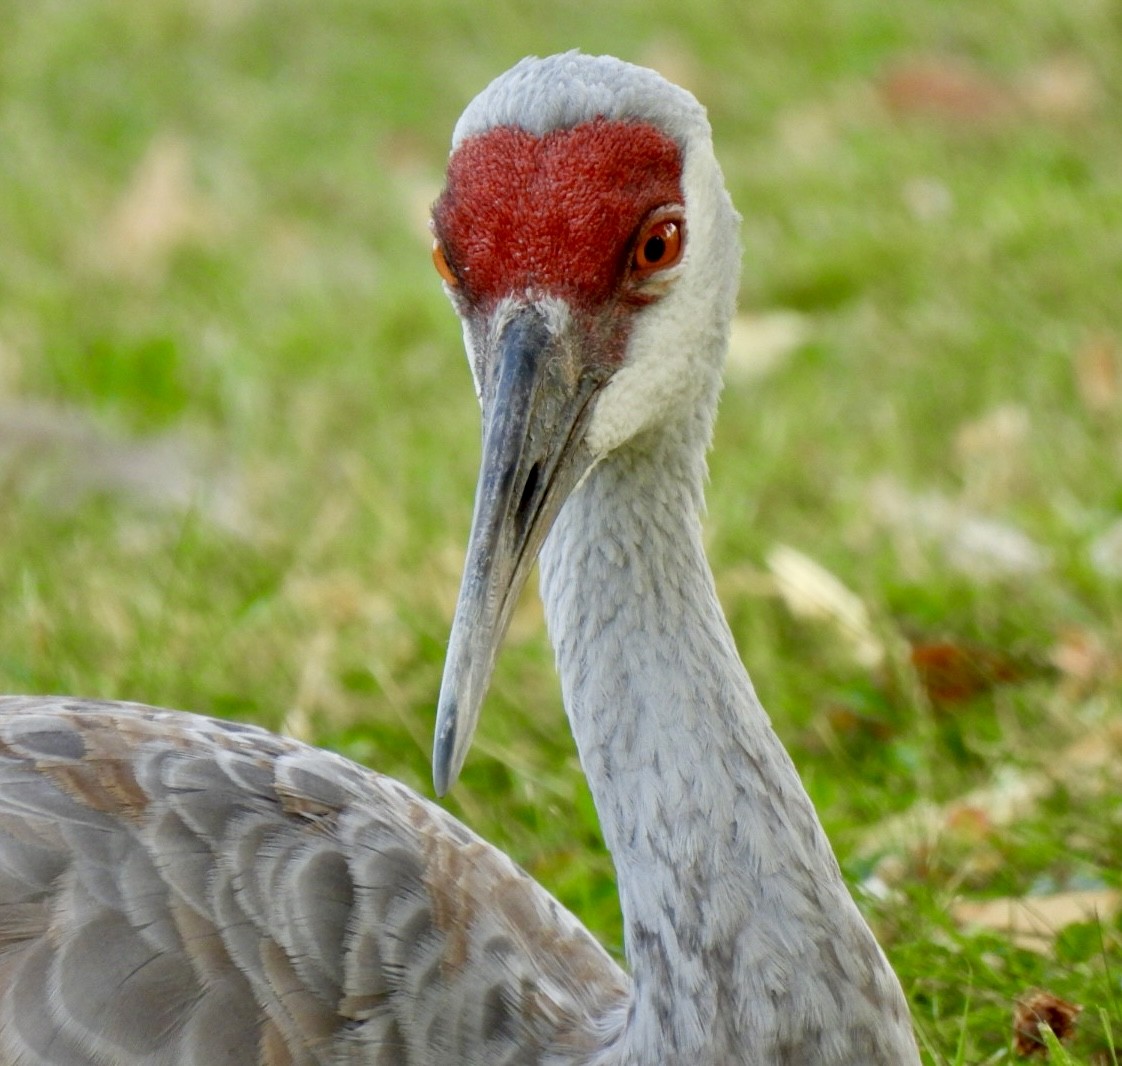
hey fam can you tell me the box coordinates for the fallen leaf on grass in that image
[858,721,1122,860]
[1090,520,1122,579]
[725,311,810,383]
[283,630,344,742]
[869,476,1051,580]
[1050,719,1122,778]
[901,176,953,222]
[880,57,1018,125]
[638,39,704,97]
[767,544,886,668]
[942,804,993,843]
[0,400,246,533]
[954,403,1031,504]
[774,83,882,163]
[880,54,1099,129]
[1019,56,1101,123]
[1050,627,1114,699]
[1073,334,1120,415]
[381,131,444,244]
[909,639,1025,705]
[1013,989,1083,1057]
[818,703,896,743]
[874,768,1094,866]
[954,891,1120,955]
[90,134,215,280]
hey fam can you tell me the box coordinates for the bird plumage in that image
[0,697,628,1064]
[0,52,919,1065]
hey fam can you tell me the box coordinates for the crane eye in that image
[432,239,459,287]
[632,215,684,277]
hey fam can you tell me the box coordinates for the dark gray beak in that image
[433,303,608,795]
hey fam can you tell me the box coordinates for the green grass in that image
[2,0,1121,1059]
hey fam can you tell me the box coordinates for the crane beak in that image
[433,303,607,795]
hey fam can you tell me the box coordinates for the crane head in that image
[431,53,740,794]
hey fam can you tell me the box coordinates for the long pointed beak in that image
[434,303,606,795]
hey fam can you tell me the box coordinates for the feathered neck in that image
[537,413,918,1065]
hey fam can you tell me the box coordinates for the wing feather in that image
[0,697,627,1065]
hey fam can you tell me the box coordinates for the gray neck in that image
[538,417,918,1066]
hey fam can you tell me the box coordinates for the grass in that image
[2,0,1121,1059]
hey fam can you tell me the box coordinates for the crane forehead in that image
[434,118,683,306]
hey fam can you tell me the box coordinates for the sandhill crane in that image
[0,53,919,1065]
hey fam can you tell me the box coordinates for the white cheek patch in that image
[584,138,740,459]
[584,295,699,456]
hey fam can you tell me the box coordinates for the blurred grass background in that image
[2,0,1121,1060]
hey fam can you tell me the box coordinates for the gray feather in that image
[0,698,627,1065]
[452,52,708,152]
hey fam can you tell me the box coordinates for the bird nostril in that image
[516,462,541,530]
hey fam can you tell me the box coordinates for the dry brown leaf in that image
[283,631,343,741]
[725,311,810,383]
[943,804,993,842]
[1074,334,1121,415]
[1013,989,1083,1056]
[954,403,1031,503]
[909,639,1024,705]
[381,131,444,245]
[767,544,886,668]
[954,891,1120,954]
[880,57,1018,125]
[0,400,247,533]
[1050,627,1113,699]
[880,54,1098,130]
[823,706,877,738]
[1051,719,1122,776]
[901,176,953,222]
[1090,520,1122,579]
[868,476,1051,579]
[776,101,843,162]
[638,40,704,97]
[816,703,896,745]
[859,721,1122,860]
[93,134,213,280]
[285,571,372,628]
[1020,56,1100,123]
[774,82,883,163]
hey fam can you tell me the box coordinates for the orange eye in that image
[632,216,684,276]
[432,239,459,287]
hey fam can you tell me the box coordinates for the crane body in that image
[0,697,626,1064]
[0,53,919,1065]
